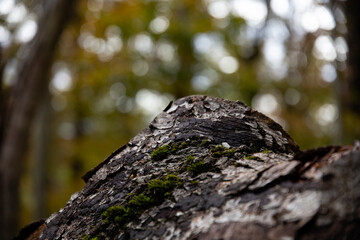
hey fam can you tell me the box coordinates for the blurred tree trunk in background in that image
[343,0,360,143]
[33,89,51,221]
[0,0,76,239]
[0,46,6,149]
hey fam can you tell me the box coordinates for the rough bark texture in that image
[19,96,360,240]
[0,0,76,239]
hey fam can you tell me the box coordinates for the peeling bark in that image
[18,96,360,240]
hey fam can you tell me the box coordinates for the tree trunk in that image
[344,0,360,114]
[341,0,360,143]
[0,0,76,239]
[15,96,360,240]
[33,89,51,221]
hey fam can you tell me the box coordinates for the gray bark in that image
[16,96,360,240]
[0,0,76,239]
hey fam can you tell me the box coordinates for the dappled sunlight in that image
[231,0,267,27]
[149,16,170,34]
[0,0,346,143]
[135,89,174,120]
[132,59,149,76]
[252,92,281,116]
[284,88,301,106]
[271,0,290,19]
[78,24,123,62]
[131,33,154,57]
[51,68,73,93]
[300,6,335,32]
[308,102,340,137]
[6,3,27,25]
[206,0,231,19]
[334,36,348,62]
[313,35,337,61]
[321,64,337,83]
[219,56,239,74]
[315,103,339,126]
[15,18,37,43]
[0,0,15,15]
[0,26,11,47]
[191,68,220,92]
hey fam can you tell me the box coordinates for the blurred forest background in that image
[0,0,359,237]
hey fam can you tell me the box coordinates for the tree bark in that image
[0,0,76,239]
[15,96,360,240]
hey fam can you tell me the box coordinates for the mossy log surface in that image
[19,96,360,240]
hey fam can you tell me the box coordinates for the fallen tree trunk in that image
[17,95,360,240]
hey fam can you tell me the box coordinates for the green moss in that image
[150,145,171,161]
[128,194,154,209]
[148,179,173,195]
[170,144,178,153]
[82,236,98,240]
[211,145,236,158]
[191,180,199,185]
[185,155,195,165]
[101,205,136,226]
[261,150,272,154]
[147,174,182,198]
[187,161,212,175]
[245,155,255,160]
[165,174,182,186]
[200,139,210,146]
[178,141,188,150]
[211,145,226,153]
[102,173,183,231]
[226,148,236,157]
[211,146,227,157]
[211,151,224,158]
[150,141,190,161]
